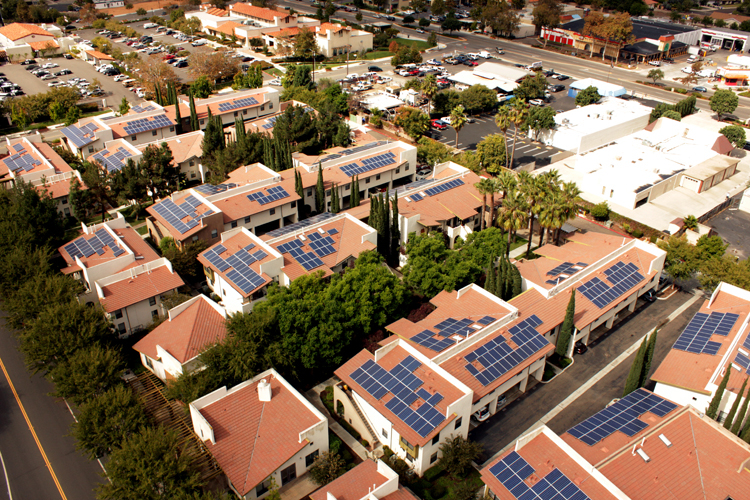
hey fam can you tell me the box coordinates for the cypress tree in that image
[216,116,225,149]
[174,102,182,135]
[189,91,198,131]
[707,365,731,420]
[382,189,390,259]
[556,289,576,359]
[390,193,400,265]
[316,164,325,213]
[725,377,747,431]
[741,418,750,444]
[155,85,162,106]
[504,257,514,301]
[623,336,648,397]
[494,260,503,298]
[369,194,380,230]
[639,327,658,389]
[331,183,339,213]
[733,381,750,435]
[486,255,496,294]
[351,176,360,207]
[511,262,522,298]
[294,168,303,199]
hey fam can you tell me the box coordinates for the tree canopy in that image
[710,89,739,120]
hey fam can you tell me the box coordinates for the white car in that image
[269,78,281,86]
[143,22,159,29]
[42,62,58,69]
[378,76,393,83]
[648,60,661,66]
[473,406,490,422]
[427,58,440,65]
[398,70,411,77]
[681,66,694,74]
[41,74,56,80]
[441,116,452,124]
[191,39,207,47]
[47,80,61,87]
[467,53,480,60]
[529,99,545,106]
[114,74,127,81]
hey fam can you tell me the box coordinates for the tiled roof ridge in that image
[594,404,690,469]
[242,387,268,493]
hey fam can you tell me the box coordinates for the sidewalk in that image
[304,379,370,461]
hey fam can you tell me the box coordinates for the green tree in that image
[190,75,212,98]
[732,381,750,434]
[706,365,731,420]
[421,74,438,115]
[476,134,506,174]
[48,100,66,122]
[556,290,576,358]
[474,178,495,231]
[431,0,446,16]
[50,344,124,405]
[639,327,657,389]
[441,14,462,33]
[316,165,325,213]
[64,105,81,126]
[661,110,681,121]
[525,105,555,141]
[137,7,147,14]
[394,106,430,142]
[719,125,747,149]
[710,89,739,120]
[657,235,699,287]
[437,435,482,478]
[696,234,728,260]
[575,86,601,106]
[647,68,664,84]
[459,84,497,115]
[72,385,149,460]
[514,72,548,102]
[294,27,320,60]
[138,142,180,202]
[308,451,346,485]
[96,426,203,500]
[725,377,747,430]
[162,240,209,283]
[450,104,468,148]
[5,273,83,331]
[419,17,430,27]
[683,214,698,231]
[417,137,452,165]
[118,96,130,116]
[532,0,562,42]
[623,335,648,397]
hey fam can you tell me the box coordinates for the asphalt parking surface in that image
[706,208,750,260]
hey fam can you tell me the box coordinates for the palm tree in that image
[518,171,542,257]
[555,181,581,244]
[537,169,562,246]
[450,105,468,149]
[497,189,527,255]
[494,107,512,169]
[490,173,515,229]
[508,98,529,170]
[421,74,438,115]
[474,177,495,230]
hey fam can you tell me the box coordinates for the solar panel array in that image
[3,151,41,173]
[12,144,23,152]
[275,227,338,271]
[320,141,388,162]
[131,104,156,113]
[217,97,259,112]
[152,195,212,234]
[578,261,644,310]
[93,147,133,173]
[568,388,677,446]
[409,193,424,202]
[63,228,124,259]
[672,311,739,355]
[306,231,336,257]
[265,212,337,238]
[247,186,290,205]
[202,243,267,294]
[194,183,238,195]
[350,356,446,438]
[122,115,172,135]
[262,115,280,130]
[735,352,750,374]
[545,262,588,286]
[61,122,99,148]
[489,451,591,500]
[412,315,498,353]
[339,152,396,177]
[464,315,549,386]
[424,179,465,197]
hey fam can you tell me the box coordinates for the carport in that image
[82,49,114,65]
[568,78,626,98]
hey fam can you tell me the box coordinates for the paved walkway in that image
[304,380,370,461]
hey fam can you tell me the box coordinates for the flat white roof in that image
[570,78,626,96]
[361,93,404,110]
[554,97,651,134]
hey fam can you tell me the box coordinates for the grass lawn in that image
[410,466,484,500]
[509,235,528,252]
[265,67,283,77]
[363,50,394,60]
[393,38,433,51]
[136,224,148,235]
[117,202,153,225]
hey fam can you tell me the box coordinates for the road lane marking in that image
[0,450,12,500]
[0,356,67,500]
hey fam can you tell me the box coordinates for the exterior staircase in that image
[343,386,380,447]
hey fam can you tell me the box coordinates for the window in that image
[270,208,276,215]
[211,229,218,238]
[114,309,123,319]
[366,177,371,184]
[61,197,68,205]
[243,109,247,115]
[148,297,156,306]
[131,135,137,141]
[152,130,157,136]
[117,322,126,334]
[432,432,440,446]
[244,216,252,224]
[291,201,296,208]
[405,164,410,171]
[382,428,388,439]
[192,235,199,242]
[345,184,350,191]
[376,174,381,180]
[256,480,270,497]
[64,207,70,216]
[191,172,196,178]
[169,126,174,132]
[151,310,159,318]
[145,357,153,368]
[189,160,195,166]
[231,221,237,228]
[200,119,205,125]
[234,111,238,117]
[307,189,312,196]
[88,147,94,153]
[280,464,297,485]
[455,417,462,430]
[305,450,319,467]
[430,452,438,464]
[261,104,265,111]
[396,168,400,174]
[270,102,273,109]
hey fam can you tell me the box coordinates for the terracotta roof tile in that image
[310,460,388,500]
[85,49,114,60]
[199,374,322,495]
[265,27,300,38]
[205,7,228,16]
[381,489,420,500]
[0,23,54,41]
[28,39,58,50]
[215,21,245,37]
[136,131,204,165]
[211,176,300,223]
[99,265,184,313]
[394,172,486,227]
[229,3,290,21]
[335,345,466,447]
[132,296,226,363]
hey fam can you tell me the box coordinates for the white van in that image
[478,50,491,58]
[143,23,159,29]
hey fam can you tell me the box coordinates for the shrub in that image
[340,420,361,441]
[360,439,369,447]
[590,201,610,221]
[137,7,146,15]
[560,357,572,368]
[424,464,444,482]
[429,484,447,499]
[543,366,556,381]
[383,446,394,459]
[631,228,643,238]
[622,223,631,233]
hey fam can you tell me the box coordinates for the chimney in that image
[258,379,272,402]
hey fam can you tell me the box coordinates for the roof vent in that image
[636,448,651,463]
[658,434,672,448]
[258,378,272,402]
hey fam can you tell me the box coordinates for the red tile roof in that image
[197,231,275,298]
[85,49,114,60]
[335,345,466,447]
[652,287,750,395]
[132,296,226,363]
[28,39,58,50]
[482,431,620,500]
[99,265,184,313]
[146,193,217,241]
[599,408,750,500]
[382,489,420,500]
[198,373,322,495]
[310,460,388,500]
[394,172,485,227]
[265,27,300,38]
[229,3,290,20]
[211,176,300,223]
[0,23,54,41]
[107,113,174,139]
[205,7,228,16]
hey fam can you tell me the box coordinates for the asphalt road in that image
[0,309,104,500]
[469,288,703,461]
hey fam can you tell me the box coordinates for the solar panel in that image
[349,356,445,437]
[412,330,455,352]
[735,353,750,373]
[247,186,291,205]
[424,178,465,196]
[547,261,586,278]
[489,451,591,500]
[122,114,173,135]
[320,141,388,163]
[477,316,496,325]
[410,193,423,202]
[339,152,397,177]
[578,261,644,310]
[194,183,237,195]
[266,212,337,238]
[672,311,738,355]
[217,96,259,112]
[567,388,677,446]
[153,196,208,234]
[64,229,124,260]
[12,144,23,152]
[463,316,549,386]
[62,124,97,148]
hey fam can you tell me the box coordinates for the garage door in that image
[682,176,701,193]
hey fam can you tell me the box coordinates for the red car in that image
[408,69,421,76]
[162,54,175,60]
[431,119,448,130]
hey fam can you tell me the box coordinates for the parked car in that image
[648,60,661,66]
[574,341,588,355]
[416,28,425,33]
[555,74,570,81]
[496,47,505,54]
[693,86,708,92]
[368,65,383,72]
[415,167,432,180]
[191,39,207,47]
[63,53,74,59]
[463,60,478,67]
[431,119,448,130]
[21,59,36,65]
[174,60,188,68]
[440,116,452,124]
[473,405,491,422]
[54,69,72,76]
[42,62,58,69]
[41,74,56,80]
[269,78,281,86]
[681,66,694,74]
[548,84,565,92]
[529,99,545,106]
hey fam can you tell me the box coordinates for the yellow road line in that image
[0,356,67,500]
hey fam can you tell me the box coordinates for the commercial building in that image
[189,368,329,499]
[537,97,652,154]
[448,62,528,94]
[0,23,63,59]
[133,295,227,381]
[483,388,750,499]
[568,78,626,98]
[263,22,373,58]
[652,282,750,420]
